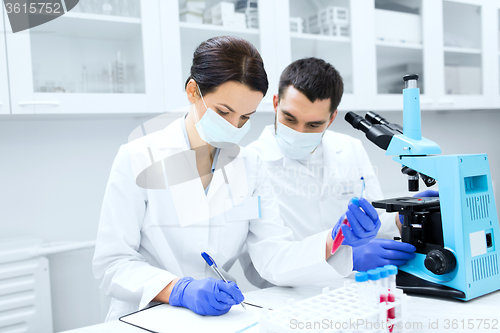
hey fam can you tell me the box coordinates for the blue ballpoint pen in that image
[201,252,247,310]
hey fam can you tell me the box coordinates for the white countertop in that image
[61,282,500,333]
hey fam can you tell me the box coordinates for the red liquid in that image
[388,293,395,319]
[380,294,387,303]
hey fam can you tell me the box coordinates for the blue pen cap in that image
[201,252,216,267]
[367,269,380,281]
[377,267,388,278]
[384,265,398,275]
[355,272,368,283]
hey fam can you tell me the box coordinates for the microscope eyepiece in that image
[404,74,419,89]
[345,112,372,134]
[365,111,389,125]
[403,74,419,81]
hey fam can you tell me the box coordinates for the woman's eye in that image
[216,108,229,115]
[285,118,295,122]
[309,124,319,128]
[241,115,250,120]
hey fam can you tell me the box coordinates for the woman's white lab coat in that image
[93,118,352,321]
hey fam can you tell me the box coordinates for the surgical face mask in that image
[275,115,325,160]
[193,85,251,148]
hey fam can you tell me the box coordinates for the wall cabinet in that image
[0,4,9,115]
[0,0,499,114]
[2,0,164,114]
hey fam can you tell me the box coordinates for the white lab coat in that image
[240,125,399,287]
[93,118,352,321]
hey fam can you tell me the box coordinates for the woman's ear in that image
[186,79,199,104]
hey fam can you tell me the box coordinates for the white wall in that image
[1,109,499,331]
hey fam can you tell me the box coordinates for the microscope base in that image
[396,270,466,299]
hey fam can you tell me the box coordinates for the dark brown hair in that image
[185,36,268,96]
[278,57,343,113]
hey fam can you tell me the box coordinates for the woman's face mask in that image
[193,85,251,148]
[274,112,326,160]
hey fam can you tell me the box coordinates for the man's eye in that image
[285,117,295,122]
[309,124,319,128]
[241,115,250,120]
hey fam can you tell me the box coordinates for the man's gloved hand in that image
[169,277,244,316]
[353,239,416,271]
[331,197,381,249]
[414,189,439,197]
[399,190,440,224]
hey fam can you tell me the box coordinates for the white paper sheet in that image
[120,303,260,333]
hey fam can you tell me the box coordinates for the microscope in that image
[345,74,500,300]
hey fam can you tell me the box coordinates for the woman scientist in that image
[93,36,381,321]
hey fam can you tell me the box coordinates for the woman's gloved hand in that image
[331,197,381,249]
[353,238,416,271]
[169,277,244,316]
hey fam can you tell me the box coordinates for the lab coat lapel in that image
[321,131,343,196]
[155,119,210,227]
[207,148,248,205]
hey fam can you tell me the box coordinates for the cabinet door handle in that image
[19,101,60,106]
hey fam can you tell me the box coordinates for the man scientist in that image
[242,58,416,287]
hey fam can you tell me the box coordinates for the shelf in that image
[444,46,481,55]
[63,12,141,24]
[179,22,259,35]
[376,40,422,50]
[29,11,142,41]
[290,32,351,43]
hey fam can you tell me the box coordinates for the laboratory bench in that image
[62,279,500,333]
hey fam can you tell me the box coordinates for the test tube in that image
[355,272,369,304]
[377,267,389,304]
[384,265,398,320]
[367,269,381,306]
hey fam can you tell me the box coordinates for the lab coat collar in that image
[158,118,191,150]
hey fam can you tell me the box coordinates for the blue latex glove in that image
[414,189,439,198]
[331,197,381,248]
[399,190,440,224]
[353,238,417,271]
[169,277,244,316]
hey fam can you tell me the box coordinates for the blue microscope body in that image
[345,75,500,300]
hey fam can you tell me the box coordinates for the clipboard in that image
[119,303,260,333]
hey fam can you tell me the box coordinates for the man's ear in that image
[186,79,199,104]
[273,94,279,114]
[328,109,338,127]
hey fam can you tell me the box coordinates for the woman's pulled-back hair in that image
[185,36,268,96]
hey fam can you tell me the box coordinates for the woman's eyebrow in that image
[219,104,256,116]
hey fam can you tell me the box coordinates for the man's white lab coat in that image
[93,118,353,321]
[240,125,399,287]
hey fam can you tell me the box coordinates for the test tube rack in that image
[259,281,410,333]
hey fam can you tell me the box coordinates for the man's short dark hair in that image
[278,58,343,113]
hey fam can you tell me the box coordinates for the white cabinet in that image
[0,4,9,115]
[3,0,164,114]
[0,0,498,115]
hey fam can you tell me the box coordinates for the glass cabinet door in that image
[443,1,482,95]
[0,4,9,114]
[288,0,353,93]
[374,0,424,94]
[4,0,164,114]
[176,0,265,100]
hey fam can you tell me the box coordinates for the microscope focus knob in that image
[424,249,456,275]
